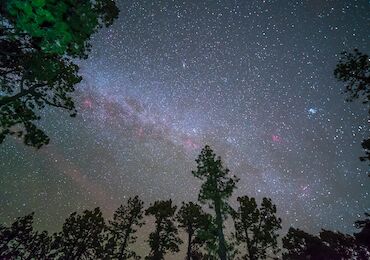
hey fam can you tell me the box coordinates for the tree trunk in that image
[186,228,193,260]
[152,219,162,260]
[119,217,134,259]
[243,223,255,260]
[119,229,129,259]
[214,198,227,260]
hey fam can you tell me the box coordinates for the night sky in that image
[1,0,369,239]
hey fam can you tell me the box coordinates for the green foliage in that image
[233,196,282,260]
[196,216,221,259]
[51,207,106,259]
[4,0,119,56]
[192,145,239,260]
[0,52,81,148]
[0,0,119,148]
[145,199,182,260]
[107,196,145,259]
[192,145,239,208]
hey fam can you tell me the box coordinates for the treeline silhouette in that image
[1,146,369,259]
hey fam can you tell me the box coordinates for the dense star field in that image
[1,0,369,238]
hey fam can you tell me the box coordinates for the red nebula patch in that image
[83,98,93,109]
[272,134,282,143]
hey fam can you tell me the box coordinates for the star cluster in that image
[1,0,369,235]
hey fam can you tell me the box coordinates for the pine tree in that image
[108,196,145,259]
[145,200,182,260]
[176,201,211,260]
[233,196,282,260]
[0,213,51,258]
[51,207,106,259]
[192,145,239,260]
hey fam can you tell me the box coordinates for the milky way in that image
[1,0,369,236]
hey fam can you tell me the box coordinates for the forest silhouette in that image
[0,146,369,259]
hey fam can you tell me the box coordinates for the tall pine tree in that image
[233,196,282,260]
[176,201,211,260]
[107,196,145,259]
[145,200,182,260]
[192,145,239,260]
[51,207,106,259]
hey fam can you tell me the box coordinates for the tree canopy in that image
[176,201,211,260]
[107,195,145,259]
[51,207,106,259]
[334,49,370,166]
[145,199,182,260]
[233,196,282,260]
[192,145,239,260]
[0,213,51,259]
[0,0,119,148]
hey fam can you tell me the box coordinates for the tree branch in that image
[0,82,48,107]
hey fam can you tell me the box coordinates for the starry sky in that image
[1,0,369,238]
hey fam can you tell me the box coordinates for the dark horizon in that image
[1,0,369,238]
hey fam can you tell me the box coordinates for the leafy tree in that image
[282,227,338,260]
[176,201,211,260]
[233,196,282,260]
[320,229,362,259]
[107,196,145,259]
[334,49,370,165]
[51,207,106,259]
[0,0,119,148]
[0,213,51,258]
[192,145,239,260]
[283,227,369,260]
[334,49,370,105]
[145,199,182,260]
[196,216,227,260]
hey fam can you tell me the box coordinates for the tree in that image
[282,227,369,260]
[107,196,145,259]
[176,201,211,260]
[334,49,370,165]
[195,216,224,260]
[192,145,239,260]
[51,207,106,259]
[0,213,51,258]
[319,229,361,259]
[283,227,338,260]
[0,0,119,148]
[354,213,370,251]
[233,196,281,260]
[145,200,182,260]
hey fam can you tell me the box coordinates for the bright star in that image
[308,108,317,114]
